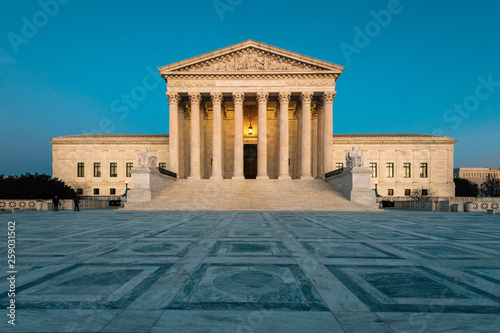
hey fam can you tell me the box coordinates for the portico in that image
[160,40,343,180]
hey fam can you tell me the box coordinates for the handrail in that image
[158,167,177,178]
[324,168,343,179]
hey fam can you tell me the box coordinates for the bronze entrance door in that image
[244,144,257,179]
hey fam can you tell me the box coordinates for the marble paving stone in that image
[209,241,289,257]
[0,309,120,332]
[391,243,493,259]
[226,228,275,238]
[100,310,164,332]
[333,311,394,333]
[326,266,500,313]
[376,312,500,333]
[150,310,344,333]
[169,264,327,310]
[105,240,193,258]
[288,229,349,239]
[1,210,500,332]
[302,241,398,259]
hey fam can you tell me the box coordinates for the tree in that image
[454,178,479,197]
[410,187,435,201]
[482,174,500,197]
[0,173,76,199]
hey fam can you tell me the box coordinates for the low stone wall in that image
[0,199,109,211]
[391,199,499,212]
[394,201,435,211]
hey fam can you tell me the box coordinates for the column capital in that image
[300,91,314,103]
[210,92,223,104]
[257,91,269,104]
[166,91,181,105]
[322,91,337,103]
[232,91,245,104]
[278,91,291,104]
[188,92,202,104]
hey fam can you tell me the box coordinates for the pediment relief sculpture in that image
[176,48,325,72]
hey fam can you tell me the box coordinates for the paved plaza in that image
[1,209,500,332]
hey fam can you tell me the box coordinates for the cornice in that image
[159,40,344,75]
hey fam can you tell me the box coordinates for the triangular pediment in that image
[158,40,344,75]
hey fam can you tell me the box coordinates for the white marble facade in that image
[51,40,456,197]
[161,40,341,181]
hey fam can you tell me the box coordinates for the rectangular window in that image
[126,163,133,177]
[336,163,344,171]
[159,162,167,170]
[110,188,116,195]
[94,188,99,195]
[403,163,411,178]
[420,163,428,178]
[422,189,428,196]
[386,163,394,178]
[77,163,85,177]
[405,189,411,196]
[110,163,117,177]
[369,163,377,178]
[94,163,101,177]
[387,189,394,196]
[76,188,83,195]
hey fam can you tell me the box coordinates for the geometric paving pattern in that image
[1,210,499,332]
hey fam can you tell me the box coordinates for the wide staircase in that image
[123,179,378,211]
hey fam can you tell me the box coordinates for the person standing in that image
[73,196,80,212]
[52,195,60,211]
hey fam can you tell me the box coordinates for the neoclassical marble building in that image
[51,40,456,198]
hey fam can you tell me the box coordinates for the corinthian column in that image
[232,92,245,179]
[188,92,202,179]
[316,99,324,178]
[257,91,269,179]
[300,91,314,180]
[278,91,291,179]
[210,92,223,179]
[323,91,336,175]
[166,91,180,175]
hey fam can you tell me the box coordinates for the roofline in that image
[158,40,345,74]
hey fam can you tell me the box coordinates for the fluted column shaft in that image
[211,92,223,179]
[232,92,245,179]
[257,91,269,179]
[323,91,336,175]
[188,92,202,179]
[278,91,291,179]
[166,92,180,174]
[316,100,324,178]
[300,91,314,179]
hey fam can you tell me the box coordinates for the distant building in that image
[454,167,500,194]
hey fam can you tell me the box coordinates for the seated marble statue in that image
[346,146,364,169]
[138,147,158,169]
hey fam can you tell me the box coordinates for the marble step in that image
[123,179,378,211]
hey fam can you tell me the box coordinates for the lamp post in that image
[248,105,253,135]
[375,182,381,197]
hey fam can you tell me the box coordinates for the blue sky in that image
[1,0,499,176]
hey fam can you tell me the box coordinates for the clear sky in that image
[1,0,499,176]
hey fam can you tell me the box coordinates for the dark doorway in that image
[244,144,257,179]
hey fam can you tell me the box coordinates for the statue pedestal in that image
[127,167,176,203]
[325,166,376,206]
